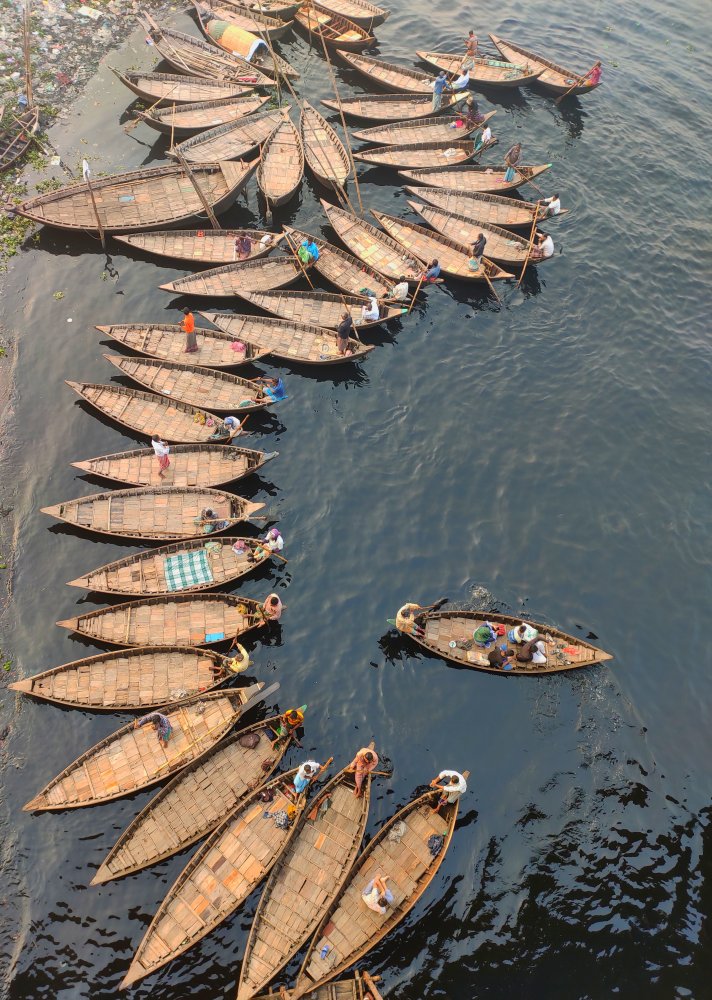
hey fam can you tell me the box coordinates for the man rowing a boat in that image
[430,769,467,814]
[349,747,379,798]
[431,71,452,112]
[395,602,428,638]
[269,705,307,746]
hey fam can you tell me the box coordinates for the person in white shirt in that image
[362,874,394,914]
[222,415,247,440]
[533,232,555,259]
[430,769,467,813]
[151,434,170,479]
[478,124,492,148]
[542,193,561,216]
[516,637,548,666]
[509,622,539,645]
[388,276,409,302]
[452,69,470,91]
[293,760,321,795]
[361,295,380,322]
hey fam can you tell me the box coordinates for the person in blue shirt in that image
[431,71,452,111]
[255,376,287,402]
[423,259,441,282]
[293,760,321,794]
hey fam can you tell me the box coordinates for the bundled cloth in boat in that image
[205,19,268,62]
[164,549,214,592]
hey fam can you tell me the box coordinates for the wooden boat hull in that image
[103,354,276,414]
[294,788,462,998]
[68,535,280,596]
[490,34,601,96]
[23,684,265,811]
[121,767,308,988]
[96,321,269,367]
[169,108,284,163]
[257,116,304,207]
[404,186,569,230]
[351,110,496,145]
[112,230,282,267]
[71,444,276,489]
[353,138,480,170]
[17,161,258,233]
[66,380,229,444]
[337,49,437,94]
[321,198,425,282]
[193,0,293,40]
[109,67,252,105]
[295,4,374,51]
[415,50,541,88]
[0,106,39,171]
[309,0,389,28]
[41,485,264,541]
[300,102,351,190]
[9,646,231,711]
[322,92,467,123]
[201,311,374,366]
[159,256,303,297]
[238,288,407,330]
[398,162,553,193]
[139,94,272,136]
[197,8,300,79]
[56,593,268,648]
[229,0,302,19]
[91,715,293,884]
[407,199,535,266]
[254,976,382,1000]
[284,225,392,298]
[402,610,613,674]
[237,759,374,1000]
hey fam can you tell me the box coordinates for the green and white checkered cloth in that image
[164,549,214,592]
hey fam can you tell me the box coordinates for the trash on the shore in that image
[76,5,102,19]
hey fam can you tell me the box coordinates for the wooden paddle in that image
[479,257,501,304]
[407,272,426,314]
[282,229,315,288]
[554,62,601,105]
[517,202,540,288]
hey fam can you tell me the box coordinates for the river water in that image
[1,0,711,997]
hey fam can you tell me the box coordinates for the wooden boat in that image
[490,34,602,97]
[196,5,300,79]
[415,50,541,88]
[109,67,252,105]
[300,102,351,190]
[321,199,425,282]
[137,94,271,136]
[23,683,266,812]
[96,321,269,367]
[139,14,274,86]
[353,139,482,170]
[56,593,269,648]
[71,443,276,489]
[398,162,553,194]
[9,646,233,712]
[403,186,569,229]
[322,92,467,123]
[66,381,229,444]
[336,50,440,94]
[41,485,264,541]
[201,311,374,365]
[0,106,39,172]
[112,230,282,267]
[68,535,281,597]
[283,225,392,298]
[238,288,407,330]
[309,0,388,28]
[227,0,303,20]
[400,609,613,674]
[159,256,303,297]
[254,974,385,1000]
[17,161,257,234]
[293,783,465,998]
[103,354,278,414]
[407,200,535,267]
[351,110,496,144]
[236,754,375,1000]
[169,108,283,163]
[121,766,310,988]
[91,713,294,884]
[257,115,304,207]
[193,0,293,40]
[295,3,374,52]
[371,211,514,283]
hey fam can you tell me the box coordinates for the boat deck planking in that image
[159,256,304,297]
[97,321,269,367]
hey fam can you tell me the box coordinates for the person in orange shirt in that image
[349,747,379,798]
[181,307,198,353]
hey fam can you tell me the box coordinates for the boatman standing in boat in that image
[293,759,322,795]
[349,747,379,798]
[151,434,170,479]
[503,142,522,184]
[430,769,467,814]
[181,307,198,353]
[461,29,478,71]
[431,71,452,112]
[337,311,355,356]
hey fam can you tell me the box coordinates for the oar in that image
[407,272,426,314]
[554,62,601,105]
[479,257,501,304]
[250,539,289,564]
[517,202,540,288]
[282,228,315,288]
[362,972,385,1000]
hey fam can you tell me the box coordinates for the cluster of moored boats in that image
[7,1,607,995]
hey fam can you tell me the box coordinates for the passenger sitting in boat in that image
[452,68,470,91]
[293,760,321,794]
[487,646,515,670]
[305,239,320,261]
[349,747,379,798]
[197,506,228,534]
[509,622,539,645]
[503,142,522,183]
[430,769,467,814]
[260,593,283,624]
[469,233,486,270]
[473,623,497,647]
[337,311,355,355]
[516,637,548,665]
[463,97,485,127]
[362,874,393,914]
[531,232,555,259]
[225,641,250,674]
[395,602,426,638]
[269,705,307,746]
[475,124,492,150]
[182,307,198,354]
[255,376,287,402]
[422,259,441,282]
[134,710,172,748]
[361,295,380,322]
[298,239,319,264]
[259,232,273,249]
[235,234,252,259]
[541,193,561,216]
[261,527,284,552]
[388,276,409,301]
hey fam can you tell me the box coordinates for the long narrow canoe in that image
[321,199,425,282]
[112,231,282,267]
[66,381,229,444]
[352,110,496,144]
[97,322,269,367]
[398,162,553,193]
[159,256,303,297]
[257,115,304,207]
[68,535,280,596]
[238,288,407,330]
[195,5,300,79]
[41,485,263,541]
[254,974,384,1000]
[353,139,482,170]
[121,767,311,988]
[56,593,269,648]
[201,311,374,365]
[71,443,276,489]
[399,609,613,674]
[138,94,272,136]
[490,34,602,96]
[415,50,541,88]
[404,186,568,229]
[194,0,293,40]
[336,50,439,94]
[109,67,252,105]
[0,106,39,172]
[92,714,294,884]
[312,0,388,28]
[17,161,258,234]
[283,224,392,298]
[300,102,351,190]
[23,683,266,812]
[169,108,283,163]
[103,355,277,414]
[10,646,232,711]
[322,92,467,123]
[407,200,535,266]
[237,755,375,1000]
[372,210,514,283]
[295,3,374,51]
[294,785,465,998]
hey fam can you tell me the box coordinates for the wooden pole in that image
[22,1,34,109]
[407,272,426,314]
[554,62,601,105]
[83,166,106,250]
[480,258,501,303]
[517,203,540,288]
[283,229,315,288]
[174,150,221,230]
